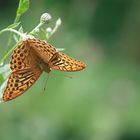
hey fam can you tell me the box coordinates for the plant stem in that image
[7,15,21,46]
[0,28,25,38]
[0,43,18,65]
[30,22,44,35]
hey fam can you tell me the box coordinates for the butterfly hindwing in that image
[3,41,42,102]
[3,67,42,101]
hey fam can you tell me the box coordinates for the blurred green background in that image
[0,0,140,140]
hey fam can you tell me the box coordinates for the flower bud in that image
[22,34,35,41]
[56,18,61,26]
[40,13,52,24]
[46,27,52,33]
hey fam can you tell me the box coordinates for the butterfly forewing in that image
[48,52,86,72]
[10,42,31,71]
[27,39,57,64]
[27,39,86,72]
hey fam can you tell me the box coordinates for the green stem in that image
[30,22,44,35]
[0,43,18,65]
[0,28,25,38]
[14,14,21,23]
[47,19,61,39]
[8,15,21,46]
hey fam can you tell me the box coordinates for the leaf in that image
[12,26,23,42]
[39,28,47,40]
[0,64,11,80]
[18,26,24,33]
[13,34,19,42]
[0,74,4,86]
[0,79,8,102]
[0,64,10,74]
[7,0,30,46]
[16,0,30,21]
[7,22,20,29]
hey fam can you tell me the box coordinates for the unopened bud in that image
[46,27,52,33]
[40,13,52,24]
[56,18,61,26]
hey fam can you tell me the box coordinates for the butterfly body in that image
[3,38,86,102]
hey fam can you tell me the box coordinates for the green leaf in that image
[7,22,20,29]
[0,74,4,86]
[39,28,47,40]
[16,0,30,22]
[13,34,19,42]
[18,26,24,33]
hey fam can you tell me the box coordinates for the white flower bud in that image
[22,34,35,41]
[40,13,52,24]
[46,27,52,33]
[56,18,61,26]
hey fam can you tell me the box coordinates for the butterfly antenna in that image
[44,74,50,91]
[51,73,73,79]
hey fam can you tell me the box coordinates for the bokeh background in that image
[0,0,140,140]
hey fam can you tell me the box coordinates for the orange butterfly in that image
[3,38,86,102]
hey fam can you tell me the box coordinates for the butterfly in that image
[2,38,86,102]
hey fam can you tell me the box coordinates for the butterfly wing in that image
[3,41,42,102]
[27,39,56,64]
[27,39,86,72]
[48,52,86,72]
[3,67,42,101]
